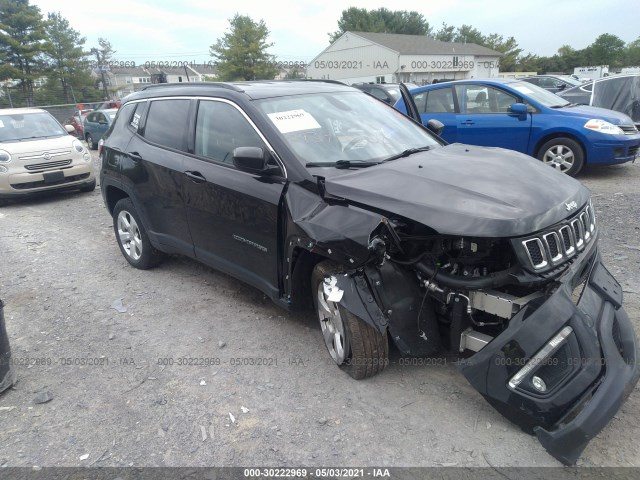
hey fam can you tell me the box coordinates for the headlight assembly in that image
[583,119,624,135]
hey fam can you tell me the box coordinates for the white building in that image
[307,31,503,85]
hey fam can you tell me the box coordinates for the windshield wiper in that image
[382,146,433,162]
[305,160,381,169]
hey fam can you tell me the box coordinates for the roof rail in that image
[141,82,244,92]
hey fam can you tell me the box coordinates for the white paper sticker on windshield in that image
[267,109,321,133]
[0,120,4,128]
[512,85,534,95]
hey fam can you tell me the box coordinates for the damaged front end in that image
[306,196,638,465]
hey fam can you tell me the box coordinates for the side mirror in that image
[557,84,567,91]
[509,103,528,115]
[64,124,76,133]
[232,147,268,173]
[426,119,445,136]
[98,120,108,125]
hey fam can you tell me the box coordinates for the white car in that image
[0,108,96,205]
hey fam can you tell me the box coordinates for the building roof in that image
[109,66,150,76]
[349,31,502,57]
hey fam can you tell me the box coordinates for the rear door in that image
[124,98,194,254]
[181,98,286,298]
[454,84,532,152]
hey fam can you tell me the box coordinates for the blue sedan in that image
[394,78,640,176]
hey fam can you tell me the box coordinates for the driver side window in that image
[195,100,266,164]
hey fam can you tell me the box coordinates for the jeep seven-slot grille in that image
[519,203,596,272]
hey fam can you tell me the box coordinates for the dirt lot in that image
[0,153,639,469]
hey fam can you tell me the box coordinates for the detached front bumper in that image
[460,244,639,465]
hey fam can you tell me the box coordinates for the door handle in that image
[461,120,475,126]
[184,170,206,183]
[128,151,143,162]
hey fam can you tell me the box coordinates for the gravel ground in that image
[0,153,639,469]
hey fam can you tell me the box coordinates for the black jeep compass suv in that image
[99,81,638,465]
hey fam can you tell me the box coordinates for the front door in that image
[181,99,286,298]
[454,84,532,152]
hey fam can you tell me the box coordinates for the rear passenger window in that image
[194,100,265,164]
[143,99,190,152]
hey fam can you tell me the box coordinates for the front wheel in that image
[112,198,165,269]
[312,261,389,379]
[86,133,96,150]
[536,137,584,176]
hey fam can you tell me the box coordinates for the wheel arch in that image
[533,132,588,164]
[104,185,129,216]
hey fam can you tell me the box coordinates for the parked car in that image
[522,74,583,93]
[558,73,640,129]
[83,108,118,149]
[352,82,418,104]
[95,99,121,110]
[63,115,84,138]
[99,81,638,465]
[394,78,640,176]
[0,108,95,204]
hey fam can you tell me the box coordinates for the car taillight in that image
[98,138,104,157]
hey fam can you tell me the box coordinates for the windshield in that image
[509,81,571,108]
[0,112,67,142]
[255,91,441,167]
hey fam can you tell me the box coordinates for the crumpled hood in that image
[322,144,590,237]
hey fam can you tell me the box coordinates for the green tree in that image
[626,37,640,66]
[584,33,626,67]
[91,37,115,98]
[516,53,541,73]
[484,34,522,72]
[329,7,431,43]
[0,0,47,106]
[453,25,485,45]
[44,12,91,104]
[210,14,278,81]
[433,22,456,42]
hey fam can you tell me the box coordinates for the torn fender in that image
[332,263,440,357]
[284,183,383,266]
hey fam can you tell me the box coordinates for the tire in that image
[86,133,96,150]
[79,179,96,192]
[112,198,165,269]
[312,260,389,379]
[536,137,584,176]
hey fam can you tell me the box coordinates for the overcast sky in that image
[30,0,638,64]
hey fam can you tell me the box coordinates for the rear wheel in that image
[536,137,584,176]
[312,261,389,379]
[113,198,165,269]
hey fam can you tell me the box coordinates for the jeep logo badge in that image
[565,201,578,211]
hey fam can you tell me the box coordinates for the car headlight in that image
[72,139,86,153]
[0,149,11,163]
[583,119,624,135]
